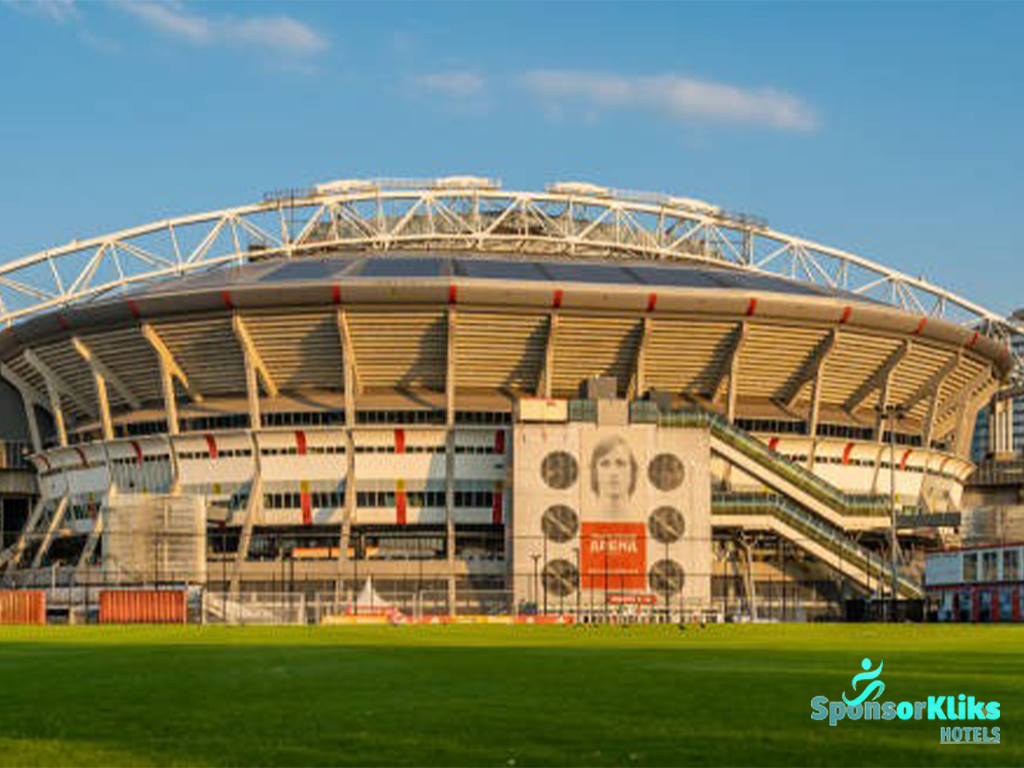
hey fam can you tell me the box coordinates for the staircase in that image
[654,407,923,599]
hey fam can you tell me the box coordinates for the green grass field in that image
[0,624,1020,767]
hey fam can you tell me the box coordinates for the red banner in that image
[581,522,646,590]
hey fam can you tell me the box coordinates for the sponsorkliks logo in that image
[810,658,1001,744]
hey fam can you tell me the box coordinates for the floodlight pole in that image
[542,536,548,616]
[885,404,906,622]
[664,538,670,623]
[876,402,905,621]
[221,526,227,613]
[353,534,359,616]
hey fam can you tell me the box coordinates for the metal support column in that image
[445,306,457,617]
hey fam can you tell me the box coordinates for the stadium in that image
[0,176,1016,623]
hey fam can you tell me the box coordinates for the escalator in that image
[712,492,922,598]
[656,408,923,598]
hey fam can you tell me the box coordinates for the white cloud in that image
[122,2,209,43]
[1,0,79,22]
[4,0,328,57]
[230,16,328,55]
[412,72,487,99]
[120,1,327,56]
[519,70,819,132]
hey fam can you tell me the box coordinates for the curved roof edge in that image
[0,269,1011,379]
[0,180,1017,367]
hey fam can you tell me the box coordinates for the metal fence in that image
[6,577,912,626]
[0,524,923,624]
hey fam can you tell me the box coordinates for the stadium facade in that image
[0,177,1017,620]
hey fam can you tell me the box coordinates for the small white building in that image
[925,543,1024,621]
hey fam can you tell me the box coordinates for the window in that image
[1003,550,1019,582]
[983,551,999,582]
[261,411,346,428]
[455,411,512,425]
[880,431,924,447]
[262,490,344,509]
[182,414,250,432]
[815,423,876,441]
[356,410,445,425]
[356,490,398,507]
[963,553,978,582]
[736,418,806,435]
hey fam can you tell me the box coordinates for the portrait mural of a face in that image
[588,434,638,520]
[513,421,711,611]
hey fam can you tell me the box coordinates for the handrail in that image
[713,492,922,598]
[644,404,891,516]
[634,401,920,597]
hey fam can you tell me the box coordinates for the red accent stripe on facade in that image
[74,447,88,468]
[492,481,504,525]
[130,440,143,466]
[301,493,312,525]
[204,434,218,459]
[448,284,458,305]
[295,430,307,456]
[646,293,658,312]
[552,289,563,309]
[127,299,141,320]
[768,437,779,452]
[839,306,852,324]
[220,291,234,310]
[900,449,912,470]
[494,430,506,455]
[914,317,928,335]
[394,429,405,454]
[745,298,757,316]
[842,443,854,465]
[967,331,980,349]
[396,481,407,525]
[332,285,342,305]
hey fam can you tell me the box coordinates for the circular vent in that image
[648,507,685,544]
[543,559,578,597]
[648,453,685,492]
[648,559,685,596]
[542,505,579,542]
[541,451,579,490]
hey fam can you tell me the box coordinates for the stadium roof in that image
[0,179,1014,333]
[124,253,882,304]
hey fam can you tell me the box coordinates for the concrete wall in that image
[512,422,711,612]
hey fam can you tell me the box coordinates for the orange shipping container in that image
[0,590,45,624]
[99,590,187,624]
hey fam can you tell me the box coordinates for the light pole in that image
[530,553,541,612]
[353,531,360,616]
[542,536,548,616]
[604,548,610,624]
[221,525,228,611]
[881,403,906,622]
[573,546,581,620]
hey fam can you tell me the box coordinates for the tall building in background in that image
[971,322,1024,462]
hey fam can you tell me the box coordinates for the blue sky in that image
[1,2,1022,313]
